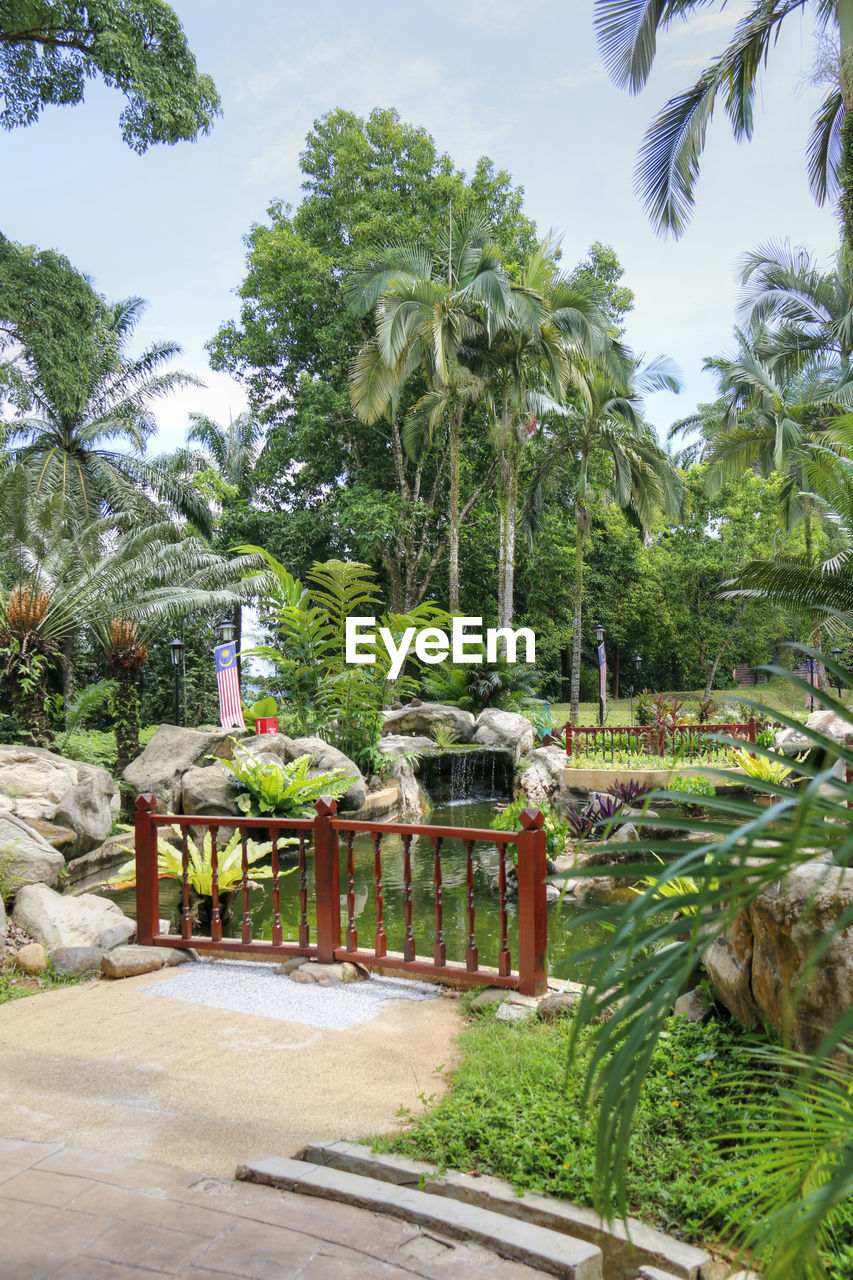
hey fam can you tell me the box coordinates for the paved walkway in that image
[0,1137,543,1279]
[0,964,462,1174]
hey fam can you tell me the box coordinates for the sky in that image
[1,0,842,448]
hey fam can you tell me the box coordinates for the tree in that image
[0,0,220,151]
[2,294,211,532]
[347,210,510,611]
[529,354,683,723]
[593,0,853,246]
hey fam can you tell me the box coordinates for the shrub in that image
[221,741,352,816]
[490,796,568,862]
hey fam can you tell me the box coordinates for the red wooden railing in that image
[564,718,757,763]
[134,795,548,996]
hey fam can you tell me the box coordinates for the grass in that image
[375,1002,853,1277]
[549,675,837,729]
[0,961,92,1005]
[60,724,158,774]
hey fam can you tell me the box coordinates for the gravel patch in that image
[139,959,440,1029]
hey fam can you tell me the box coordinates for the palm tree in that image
[530,355,683,724]
[477,234,614,625]
[347,211,510,611]
[0,469,260,748]
[593,0,853,245]
[1,295,211,532]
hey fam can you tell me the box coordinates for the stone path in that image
[0,1137,544,1279]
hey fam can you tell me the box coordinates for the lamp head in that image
[167,637,184,667]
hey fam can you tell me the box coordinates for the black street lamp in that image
[167,637,185,725]
[595,624,605,726]
[832,646,844,701]
[630,653,642,725]
[218,617,236,645]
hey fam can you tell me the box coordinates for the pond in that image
[101,800,629,983]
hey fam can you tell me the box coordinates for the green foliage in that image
[52,679,117,755]
[109,828,294,895]
[731,747,794,786]
[241,697,278,728]
[490,796,568,862]
[422,656,540,714]
[664,773,716,816]
[63,724,157,773]
[431,725,459,749]
[0,0,220,151]
[221,742,351,818]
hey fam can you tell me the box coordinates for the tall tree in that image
[593,0,853,246]
[0,0,220,150]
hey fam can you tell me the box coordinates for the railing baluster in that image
[210,826,221,943]
[373,833,387,957]
[240,829,252,944]
[346,830,357,952]
[431,836,445,968]
[402,833,415,962]
[298,833,309,946]
[498,843,511,977]
[181,829,191,940]
[464,838,478,971]
[271,833,282,946]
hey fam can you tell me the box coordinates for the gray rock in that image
[288,967,318,984]
[181,762,240,817]
[381,702,476,744]
[278,957,308,975]
[101,945,169,978]
[377,734,436,756]
[388,758,429,818]
[537,991,579,1020]
[704,916,760,1027]
[0,744,114,856]
[123,724,239,813]
[518,745,565,801]
[13,883,135,952]
[495,1001,534,1022]
[14,942,47,974]
[0,813,66,891]
[474,708,535,761]
[49,946,103,976]
[672,988,711,1023]
[469,988,508,1010]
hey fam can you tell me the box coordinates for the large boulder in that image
[377,734,436,757]
[12,883,135,952]
[381,702,476,744]
[0,813,66,891]
[181,762,240,817]
[775,708,853,756]
[0,745,113,856]
[123,725,239,813]
[474,708,534,761]
[388,757,429,818]
[705,861,853,1049]
[238,733,367,813]
[519,745,566,801]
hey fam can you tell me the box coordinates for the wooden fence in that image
[134,795,549,996]
[564,718,757,763]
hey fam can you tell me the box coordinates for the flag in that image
[214,642,246,730]
[597,639,607,718]
[806,656,820,707]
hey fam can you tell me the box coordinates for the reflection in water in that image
[104,800,623,983]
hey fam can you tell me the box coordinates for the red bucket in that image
[255,716,279,735]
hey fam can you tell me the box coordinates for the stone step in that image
[236,1155,603,1280]
[299,1140,714,1280]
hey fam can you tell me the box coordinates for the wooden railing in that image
[564,718,757,763]
[134,795,549,996]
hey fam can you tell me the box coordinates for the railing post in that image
[748,716,757,745]
[135,794,159,946]
[565,722,573,759]
[516,807,547,997]
[314,797,341,963]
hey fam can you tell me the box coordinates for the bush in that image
[490,796,568,862]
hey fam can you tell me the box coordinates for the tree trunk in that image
[503,461,517,628]
[570,517,585,726]
[703,648,724,703]
[60,631,75,726]
[114,666,142,816]
[560,647,571,704]
[234,603,242,680]
[10,673,51,747]
[448,403,462,612]
[839,2,853,253]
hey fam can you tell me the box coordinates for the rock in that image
[123,725,239,813]
[49,945,103,975]
[377,735,436,756]
[340,961,369,982]
[537,991,579,1020]
[474,708,534,761]
[13,942,46,974]
[469,988,509,1010]
[389,758,429,818]
[0,813,66,890]
[287,960,368,985]
[545,883,562,903]
[181,762,240,817]
[12,883,135,952]
[0,745,113,856]
[381,702,476,744]
[288,967,318,984]
[495,1001,534,1022]
[804,708,853,743]
[101,945,169,978]
[27,819,78,852]
[518,746,565,801]
[672,988,711,1023]
[704,914,760,1027]
[278,957,308,975]
[240,734,367,813]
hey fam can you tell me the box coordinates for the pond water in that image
[102,800,626,983]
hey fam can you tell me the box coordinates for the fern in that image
[53,678,118,755]
[221,742,352,817]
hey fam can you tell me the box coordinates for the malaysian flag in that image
[598,638,607,719]
[214,642,246,731]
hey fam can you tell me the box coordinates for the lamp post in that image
[167,637,184,726]
[595,624,605,726]
[630,653,642,725]
[218,618,236,645]
[832,647,844,701]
